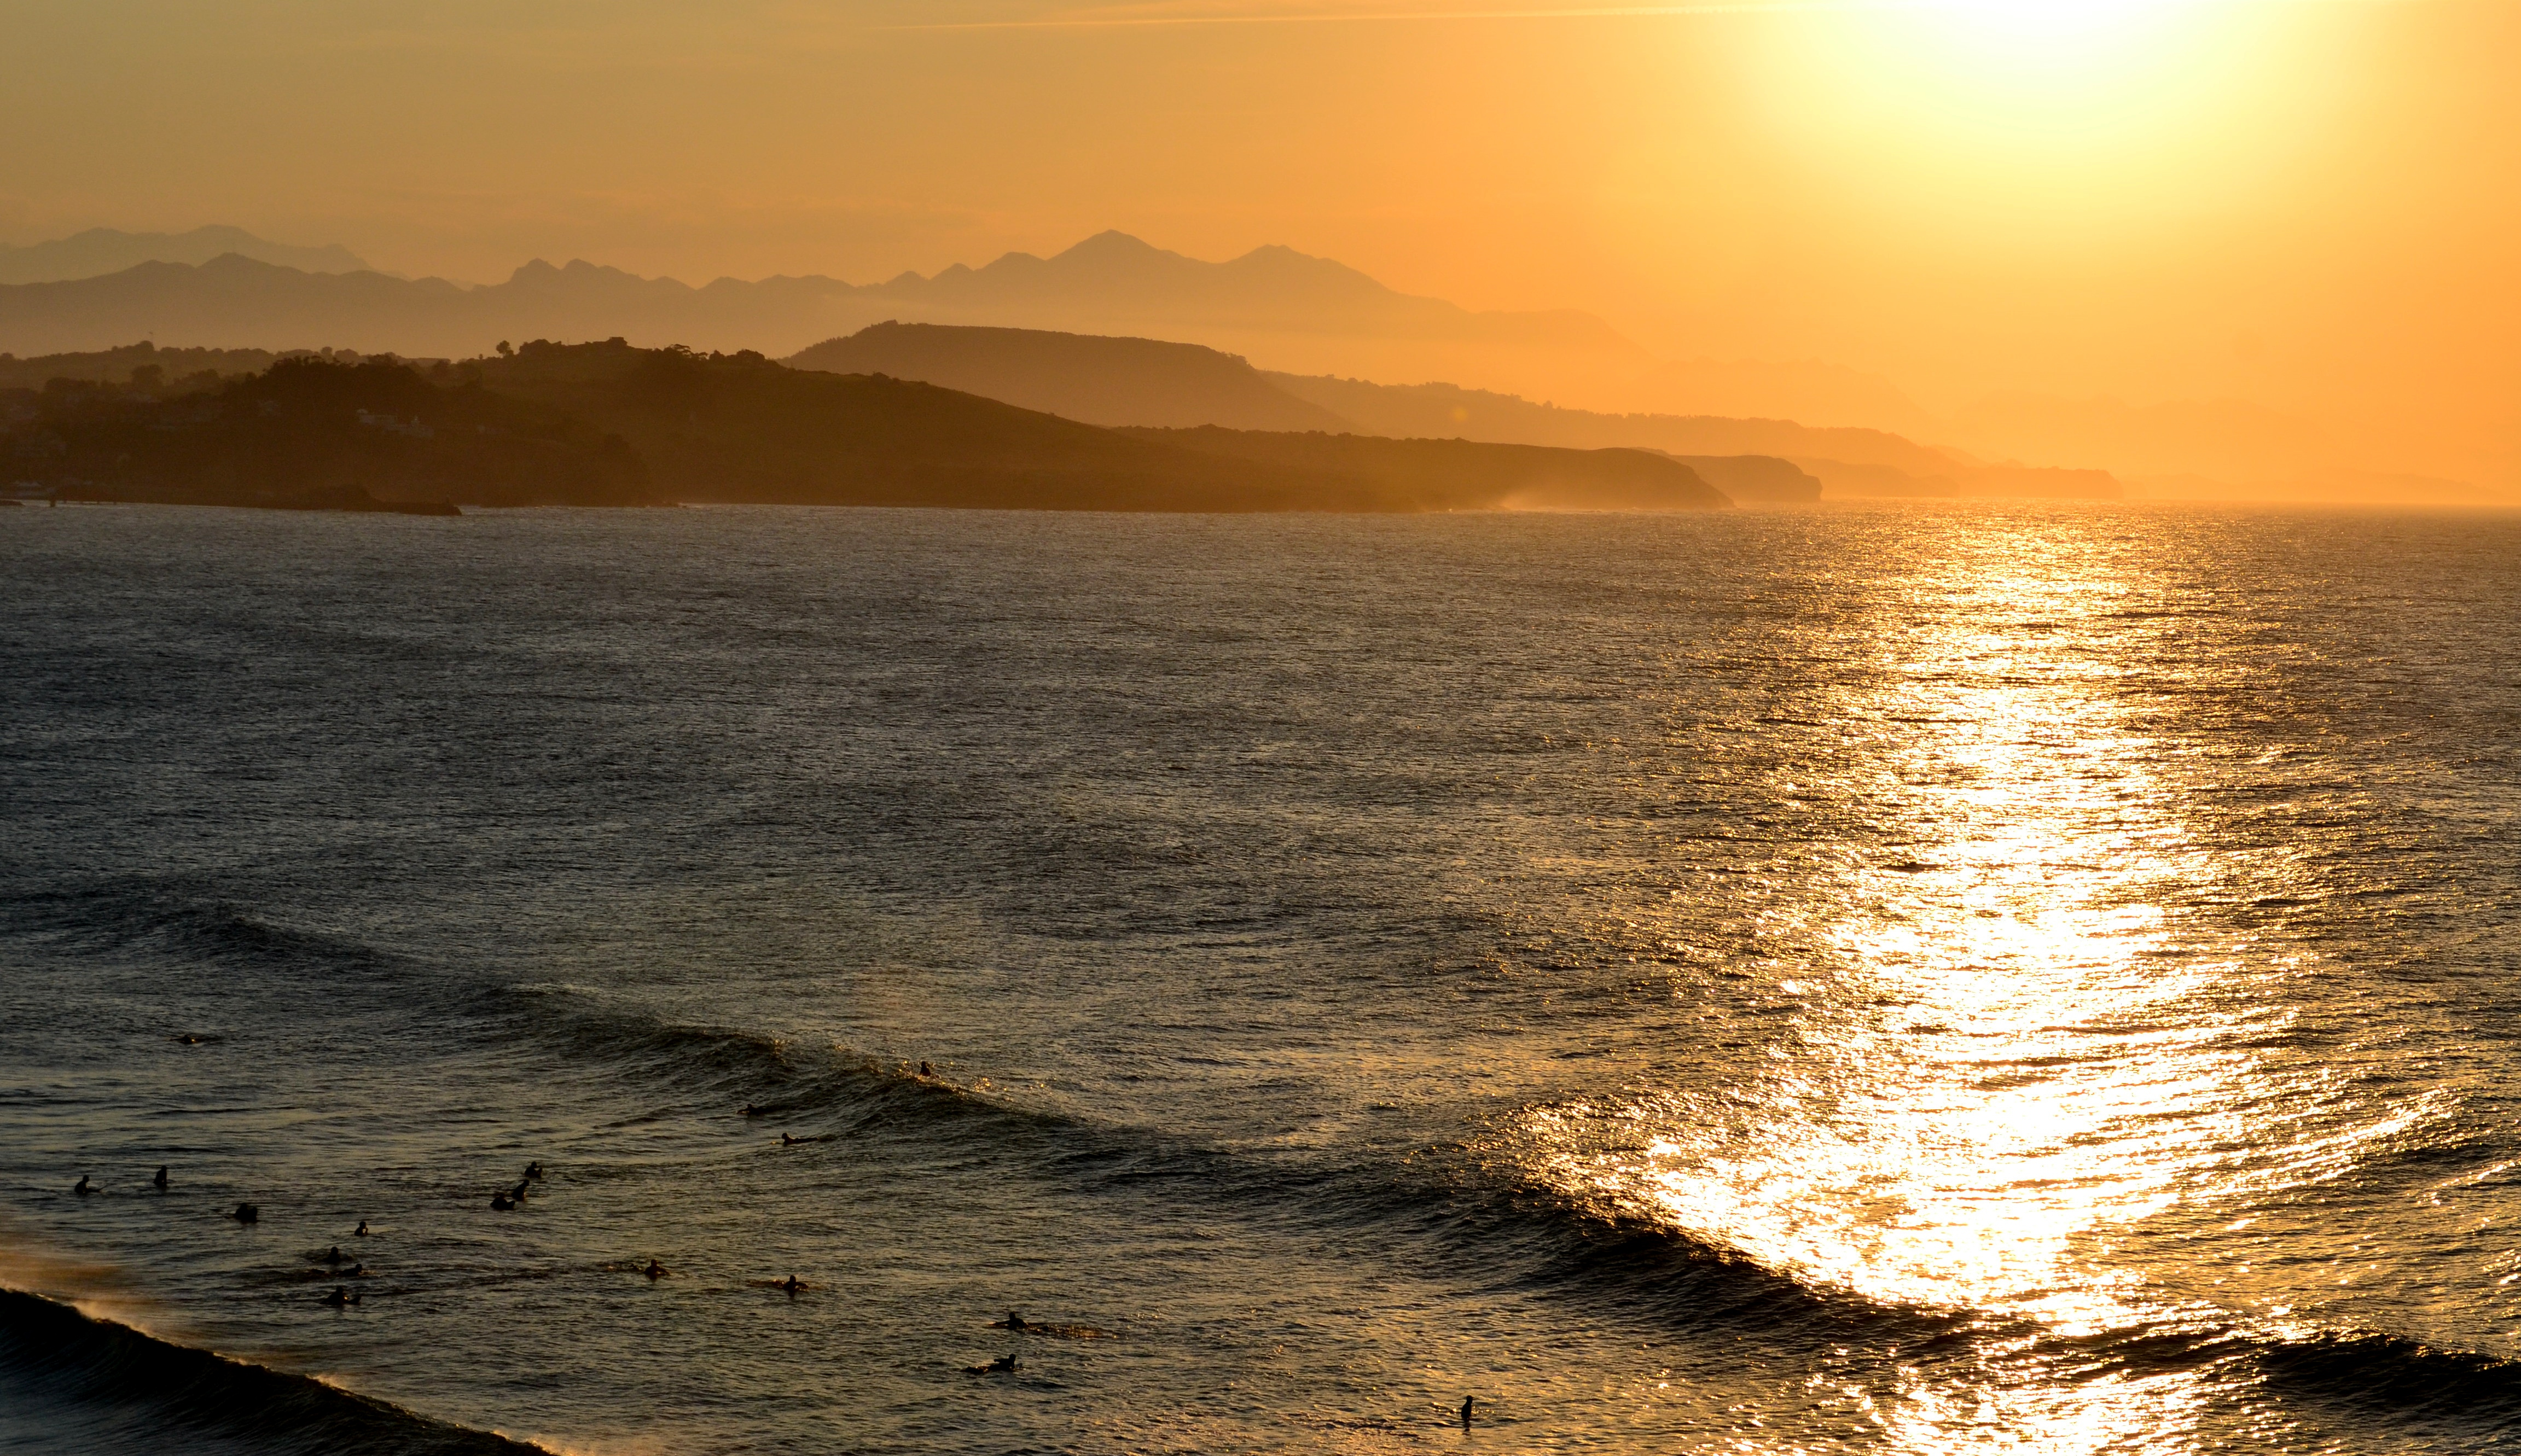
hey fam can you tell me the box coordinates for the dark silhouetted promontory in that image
[1264,374,2119,499]
[1117,426,1728,512]
[467,339,1363,510]
[2,356,653,511]
[3,338,1739,515]
[473,339,1728,512]
[1671,455,1823,503]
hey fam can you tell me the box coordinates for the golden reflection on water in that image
[1535,544,2425,1451]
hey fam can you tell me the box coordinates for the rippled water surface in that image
[3,502,2518,1453]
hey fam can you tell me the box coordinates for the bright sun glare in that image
[1937,0,2175,49]
[1745,0,2262,209]
[1885,0,2199,91]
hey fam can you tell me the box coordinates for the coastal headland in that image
[2,338,1728,515]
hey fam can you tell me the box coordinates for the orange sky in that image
[3,0,2514,492]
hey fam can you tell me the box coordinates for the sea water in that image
[2,500,2517,1454]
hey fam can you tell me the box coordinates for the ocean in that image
[2,500,2517,1454]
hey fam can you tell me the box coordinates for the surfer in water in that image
[525,1162,545,1181]
[153,1166,169,1190]
[72,1175,92,1196]
[353,1220,370,1237]
[321,1285,360,1307]
[321,1245,346,1265]
[1461,1395,1477,1429]
[779,1274,805,1296]
[644,1259,669,1280]
[232,1202,258,1223]
[490,1191,515,1210]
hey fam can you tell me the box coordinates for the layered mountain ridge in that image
[0,224,2477,497]
[0,231,1637,383]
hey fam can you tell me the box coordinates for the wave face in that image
[0,1289,539,1455]
[4,503,2521,1453]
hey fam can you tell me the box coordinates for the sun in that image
[1715,0,2301,252]
[1742,0,2253,171]
[1937,0,2177,50]
[1912,0,2197,83]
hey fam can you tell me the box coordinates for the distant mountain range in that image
[0,226,371,286]
[14,227,2404,493]
[0,230,1643,398]
[0,228,1965,439]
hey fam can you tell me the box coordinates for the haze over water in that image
[3,501,2518,1453]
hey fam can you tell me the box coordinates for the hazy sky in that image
[4,0,2514,483]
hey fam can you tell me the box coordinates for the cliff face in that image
[1670,455,1824,503]
[1117,427,1730,512]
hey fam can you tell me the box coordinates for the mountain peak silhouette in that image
[0,226,372,285]
[0,229,1652,406]
[1053,230,1176,263]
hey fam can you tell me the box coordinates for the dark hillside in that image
[1669,455,1823,503]
[2,358,652,510]
[470,339,1375,511]
[3,340,1739,517]
[0,341,300,391]
[784,322,1348,432]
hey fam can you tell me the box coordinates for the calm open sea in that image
[3,500,2518,1454]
